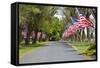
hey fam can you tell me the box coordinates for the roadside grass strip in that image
[19,42,48,59]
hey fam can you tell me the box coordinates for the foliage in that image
[19,4,60,43]
[19,4,96,46]
[82,42,96,56]
[69,41,96,56]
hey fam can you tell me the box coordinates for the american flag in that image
[63,14,93,38]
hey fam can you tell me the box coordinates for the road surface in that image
[19,41,88,64]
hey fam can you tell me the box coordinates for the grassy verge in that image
[19,42,48,59]
[68,41,96,56]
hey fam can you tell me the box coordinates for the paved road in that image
[19,41,87,64]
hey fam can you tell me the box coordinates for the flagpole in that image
[75,8,80,16]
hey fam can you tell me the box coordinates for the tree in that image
[63,7,95,42]
[19,4,58,44]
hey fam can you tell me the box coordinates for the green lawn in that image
[68,41,96,56]
[19,42,48,59]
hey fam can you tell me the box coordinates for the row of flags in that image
[63,14,94,38]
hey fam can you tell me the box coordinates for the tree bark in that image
[25,32,29,45]
[39,32,43,42]
[32,31,38,43]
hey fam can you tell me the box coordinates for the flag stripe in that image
[63,14,93,38]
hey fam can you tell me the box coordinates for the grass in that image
[19,42,48,59]
[68,40,96,56]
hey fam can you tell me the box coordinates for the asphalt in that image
[19,41,87,64]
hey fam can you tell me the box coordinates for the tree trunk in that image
[32,31,38,43]
[80,29,83,42]
[39,32,43,42]
[25,32,29,45]
[87,28,91,40]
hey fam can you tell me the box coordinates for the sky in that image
[54,7,66,20]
